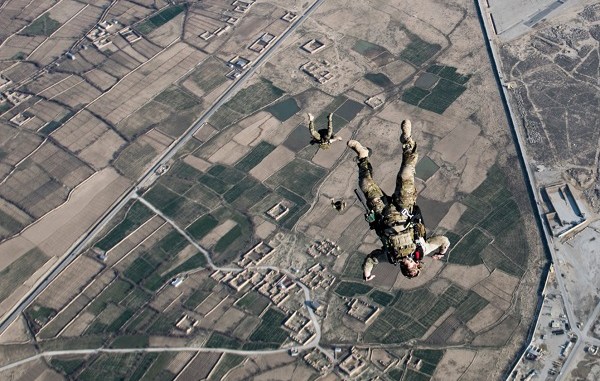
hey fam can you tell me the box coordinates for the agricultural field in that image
[136,5,186,35]
[209,79,284,130]
[402,64,471,114]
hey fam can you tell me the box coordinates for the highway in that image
[0,0,325,334]
[474,1,600,379]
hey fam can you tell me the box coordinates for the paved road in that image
[0,0,325,334]
[474,1,600,379]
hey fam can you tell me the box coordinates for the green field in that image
[236,291,270,316]
[186,214,219,240]
[124,258,156,283]
[419,79,467,114]
[234,141,276,172]
[189,57,230,93]
[51,358,85,377]
[209,354,244,381]
[114,142,157,179]
[185,183,221,209]
[136,4,185,35]
[169,161,203,181]
[162,253,206,279]
[183,290,210,310]
[370,290,394,306]
[342,252,366,281]
[265,158,327,199]
[96,202,153,251]
[155,86,198,111]
[206,332,241,349]
[364,72,393,88]
[129,353,159,381]
[267,97,300,121]
[88,279,133,314]
[448,228,490,266]
[214,225,242,253]
[208,164,245,185]
[78,353,138,381]
[227,180,270,210]
[335,281,372,297]
[249,308,288,345]
[207,106,244,130]
[208,79,284,130]
[199,173,231,194]
[0,208,25,237]
[480,199,521,237]
[400,36,441,66]
[402,87,430,106]
[225,79,284,115]
[21,13,61,36]
[428,64,471,85]
[455,291,488,323]
[0,248,49,302]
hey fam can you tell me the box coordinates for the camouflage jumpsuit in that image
[355,128,449,279]
[309,113,336,149]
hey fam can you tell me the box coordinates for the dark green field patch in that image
[129,353,159,381]
[334,98,364,122]
[415,156,439,181]
[136,4,185,35]
[124,257,156,283]
[189,56,229,93]
[214,225,242,253]
[342,252,366,281]
[111,334,149,348]
[236,291,270,316]
[370,290,394,306]
[200,173,231,194]
[352,39,388,59]
[455,291,488,323]
[169,161,203,181]
[400,36,441,66]
[88,280,133,314]
[155,86,198,110]
[96,202,153,251]
[121,287,152,310]
[51,358,85,377]
[265,158,327,199]
[183,290,210,310]
[144,184,180,207]
[106,309,134,333]
[249,308,288,345]
[186,214,219,240]
[480,199,521,237]
[419,79,467,114]
[234,141,276,172]
[441,284,469,306]
[230,181,270,210]
[419,299,452,327]
[438,65,471,85]
[335,281,372,297]
[393,288,436,315]
[208,105,244,130]
[224,79,284,115]
[493,223,530,269]
[206,332,242,349]
[413,349,444,364]
[268,97,300,121]
[21,13,61,36]
[365,72,393,88]
[208,164,245,185]
[402,87,430,106]
[448,228,489,266]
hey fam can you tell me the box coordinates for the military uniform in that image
[309,113,339,149]
[349,120,450,280]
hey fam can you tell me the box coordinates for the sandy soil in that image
[438,202,468,232]
[200,220,237,248]
[466,303,505,333]
[166,351,195,374]
[253,218,277,240]
[311,127,351,169]
[440,264,490,289]
[249,145,295,182]
[0,315,31,344]
[433,349,477,381]
[208,140,251,165]
[183,155,211,173]
[37,255,102,310]
[432,122,481,164]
